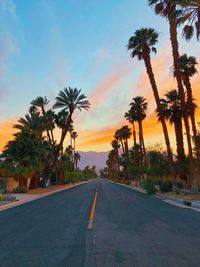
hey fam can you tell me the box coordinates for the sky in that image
[0,0,200,152]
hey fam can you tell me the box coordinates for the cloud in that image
[89,66,131,109]
[0,0,17,19]
[0,34,17,77]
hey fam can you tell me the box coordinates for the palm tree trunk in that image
[183,76,200,161]
[73,139,76,171]
[116,148,120,174]
[143,52,175,180]
[124,139,129,160]
[120,140,125,154]
[169,8,194,185]
[50,129,54,143]
[132,122,137,146]
[138,128,143,159]
[174,119,187,181]
[139,119,147,165]
[41,106,52,143]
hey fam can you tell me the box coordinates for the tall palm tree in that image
[111,139,121,173]
[53,87,90,153]
[114,130,125,154]
[159,90,187,181]
[107,149,119,179]
[175,54,199,160]
[74,152,81,170]
[130,96,148,164]
[71,131,78,154]
[127,27,175,179]
[149,0,194,183]
[42,87,90,184]
[177,0,200,41]
[114,126,132,160]
[125,109,137,146]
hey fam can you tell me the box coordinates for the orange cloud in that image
[89,65,131,109]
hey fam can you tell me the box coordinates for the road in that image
[0,179,200,267]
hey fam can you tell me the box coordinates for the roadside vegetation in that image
[0,87,97,193]
[103,1,200,195]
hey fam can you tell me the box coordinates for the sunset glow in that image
[1,0,200,152]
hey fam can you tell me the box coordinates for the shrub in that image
[0,193,4,201]
[13,186,28,193]
[160,180,172,193]
[176,181,183,189]
[124,180,131,185]
[154,180,161,186]
[143,179,156,195]
[63,171,82,184]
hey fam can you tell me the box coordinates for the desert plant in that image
[160,180,173,193]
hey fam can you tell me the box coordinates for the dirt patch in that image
[28,183,77,196]
[161,191,200,202]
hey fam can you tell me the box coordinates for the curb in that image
[0,180,93,212]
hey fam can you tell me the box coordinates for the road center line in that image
[88,191,98,230]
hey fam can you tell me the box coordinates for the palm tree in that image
[14,112,44,138]
[106,149,118,179]
[74,152,81,170]
[114,126,132,160]
[31,96,53,142]
[149,0,194,184]
[42,87,90,184]
[111,139,121,173]
[127,27,175,179]
[174,54,199,160]
[31,96,49,114]
[53,87,90,154]
[125,110,137,146]
[159,90,187,181]
[130,96,148,164]
[71,131,78,154]
[177,0,200,41]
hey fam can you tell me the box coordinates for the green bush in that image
[154,180,161,186]
[160,180,172,193]
[176,181,183,189]
[0,193,5,201]
[143,179,156,195]
[63,171,82,184]
[13,186,28,193]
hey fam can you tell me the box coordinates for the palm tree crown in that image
[31,96,49,114]
[130,96,148,121]
[178,53,198,78]
[128,28,158,60]
[159,89,182,124]
[53,87,90,113]
[177,0,200,41]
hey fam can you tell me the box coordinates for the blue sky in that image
[0,0,200,151]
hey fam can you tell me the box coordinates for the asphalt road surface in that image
[0,179,200,267]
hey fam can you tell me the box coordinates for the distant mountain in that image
[77,151,108,171]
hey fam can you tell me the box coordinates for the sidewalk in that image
[0,180,92,212]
